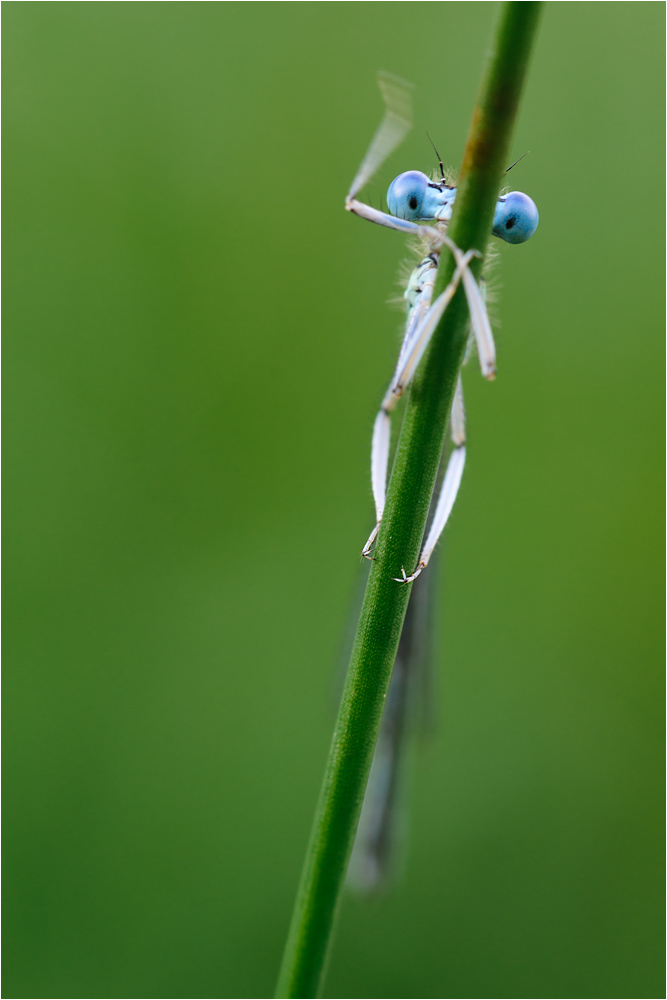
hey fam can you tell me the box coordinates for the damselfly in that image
[345,73,539,890]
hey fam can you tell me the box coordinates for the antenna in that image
[426,131,445,179]
[505,151,530,174]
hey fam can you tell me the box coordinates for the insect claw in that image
[393,563,425,584]
[362,523,381,560]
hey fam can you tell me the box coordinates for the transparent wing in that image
[347,544,441,894]
[348,71,414,200]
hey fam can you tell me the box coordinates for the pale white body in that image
[346,71,536,892]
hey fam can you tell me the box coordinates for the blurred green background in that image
[4,3,664,998]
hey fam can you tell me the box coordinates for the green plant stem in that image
[276,5,542,997]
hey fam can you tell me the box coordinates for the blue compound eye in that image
[492,191,539,244]
[387,171,430,220]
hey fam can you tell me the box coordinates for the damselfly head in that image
[386,170,455,222]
